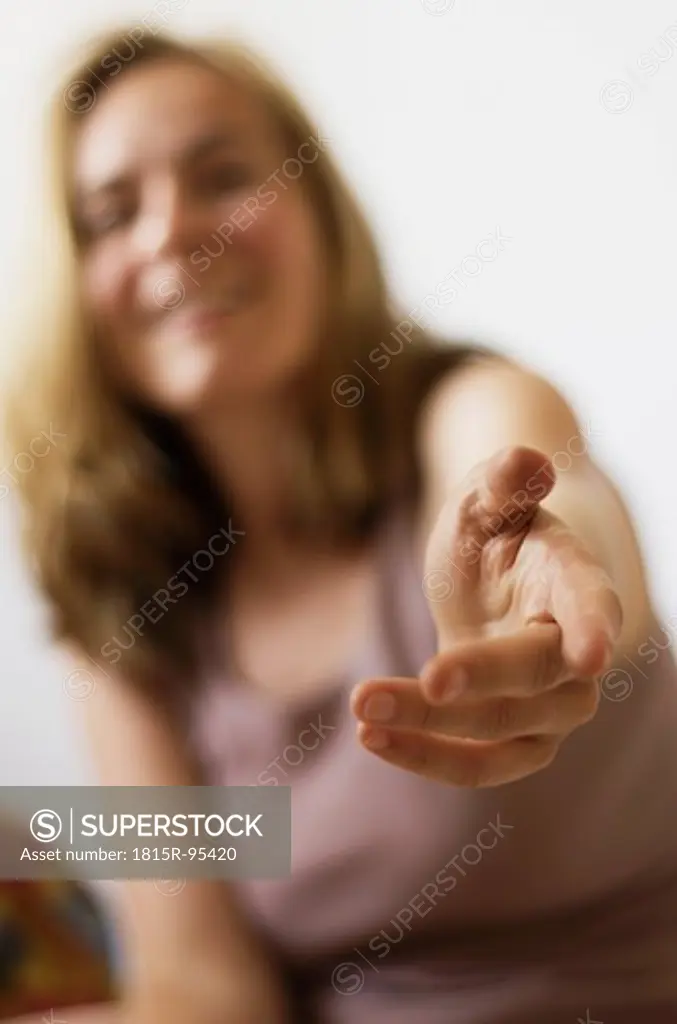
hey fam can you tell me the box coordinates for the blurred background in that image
[0,0,675,1011]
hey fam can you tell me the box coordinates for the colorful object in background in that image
[0,880,115,1020]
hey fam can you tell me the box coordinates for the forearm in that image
[74,677,293,1024]
[7,1007,119,1024]
[7,982,289,1024]
[126,972,291,1024]
[120,878,280,990]
[5,969,290,1024]
[118,891,292,1024]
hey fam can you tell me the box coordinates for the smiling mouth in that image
[169,282,260,330]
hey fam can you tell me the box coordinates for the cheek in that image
[241,193,325,320]
[82,248,131,331]
[81,250,143,388]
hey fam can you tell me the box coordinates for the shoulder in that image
[413,351,595,550]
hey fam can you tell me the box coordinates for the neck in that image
[182,393,307,564]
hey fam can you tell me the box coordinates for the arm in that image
[351,352,655,787]
[64,656,291,1024]
[417,354,655,651]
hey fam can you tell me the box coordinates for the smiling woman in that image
[6,27,479,693]
[4,20,677,1024]
[70,60,328,408]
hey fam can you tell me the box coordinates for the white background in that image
[0,0,675,787]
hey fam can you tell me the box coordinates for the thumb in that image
[424,446,557,639]
[426,445,556,585]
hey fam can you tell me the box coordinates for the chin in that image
[204,368,301,409]
[130,329,314,414]
[212,343,315,400]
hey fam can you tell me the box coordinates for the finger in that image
[417,621,566,704]
[356,725,560,787]
[549,559,624,676]
[429,446,557,569]
[424,449,558,623]
[353,676,599,742]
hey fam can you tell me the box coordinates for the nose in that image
[132,178,210,315]
[132,177,201,264]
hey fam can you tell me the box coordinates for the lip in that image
[167,284,258,331]
[173,305,234,330]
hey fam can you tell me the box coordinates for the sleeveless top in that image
[187,503,677,1024]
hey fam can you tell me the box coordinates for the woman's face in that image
[71,58,328,414]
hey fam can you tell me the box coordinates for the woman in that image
[5,24,677,1024]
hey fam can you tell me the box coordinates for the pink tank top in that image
[187,503,677,1023]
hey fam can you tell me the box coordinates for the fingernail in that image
[439,667,469,701]
[419,657,438,690]
[362,693,397,723]
[361,727,391,750]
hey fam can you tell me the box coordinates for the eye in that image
[197,161,256,197]
[75,202,135,243]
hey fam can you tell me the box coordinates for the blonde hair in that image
[4,25,485,696]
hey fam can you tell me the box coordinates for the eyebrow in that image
[74,128,243,203]
[180,129,242,164]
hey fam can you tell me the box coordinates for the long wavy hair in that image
[3,26,486,697]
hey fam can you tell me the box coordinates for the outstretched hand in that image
[351,446,623,787]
